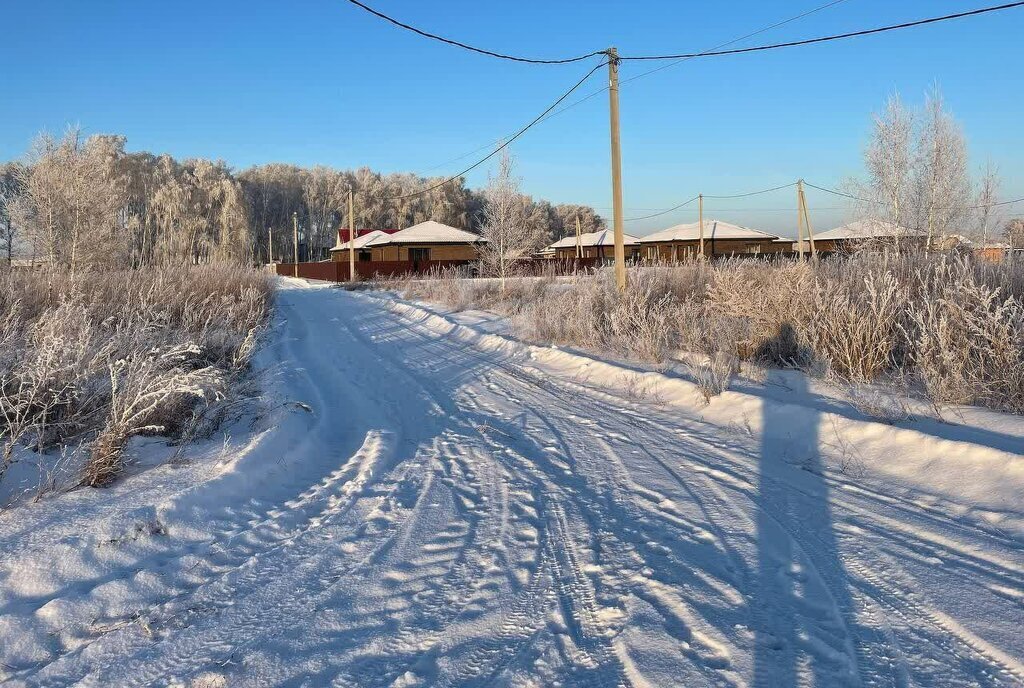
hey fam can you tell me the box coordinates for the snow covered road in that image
[2,279,1023,687]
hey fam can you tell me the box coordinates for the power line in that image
[625,196,700,222]
[619,2,1024,61]
[804,181,1024,210]
[624,182,797,221]
[382,61,607,201]
[704,182,797,199]
[421,0,853,174]
[343,0,605,64]
[620,0,851,86]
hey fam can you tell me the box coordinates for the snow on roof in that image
[814,219,924,241]
[638,220,779,243]
[329,230,392,252]
[377,220,487,244]
[548,229,641,249]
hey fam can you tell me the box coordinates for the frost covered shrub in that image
[0,264,270,494]
[380,253,1024,414]
[909,257,1024,412]
[707,260,813,363]
[804,270,906,382]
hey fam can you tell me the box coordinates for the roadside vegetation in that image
[392,253,1024,416]
[0,265,270,505]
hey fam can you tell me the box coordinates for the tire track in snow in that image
[370,291,1024,687]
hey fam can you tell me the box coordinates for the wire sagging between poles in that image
[383,60,608,201]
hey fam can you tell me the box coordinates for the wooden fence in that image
[273,258,602,282]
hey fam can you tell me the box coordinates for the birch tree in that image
[973,162,1001,246]
[861,95,915,246]
[477,152,541,288]
[912,87,970,249]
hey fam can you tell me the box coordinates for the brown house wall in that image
[554,245,640,260]
[371,243,480,262]
[639,238,781,260]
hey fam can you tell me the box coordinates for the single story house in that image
[974,241,1013,263]
[548,229,641,261]
[813,220,926,254]
[329,229,393,263]
[368,220,488,263]
[637,220,782,260]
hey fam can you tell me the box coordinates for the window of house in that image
[358,250,371,262]
[408,247,430,262]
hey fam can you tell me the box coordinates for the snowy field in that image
[1,277,1023,687]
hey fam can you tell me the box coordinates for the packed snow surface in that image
[1,278,1023,687]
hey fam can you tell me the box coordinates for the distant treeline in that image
[0,130,606,269]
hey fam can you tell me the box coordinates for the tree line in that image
[0,129,606,270]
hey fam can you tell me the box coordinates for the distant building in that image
[813,220,926,254]
[637,220,783,260]
[366,221,488,264]
[548,229,641,262]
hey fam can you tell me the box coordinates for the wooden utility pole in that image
[797,180,817,260]
[292,211,299,277]
[575,215,583,259]
[268,227,273,264]
[348,186,356,282]
[698,193,705,259]
[607,48,626,291]
[796,184,807,260]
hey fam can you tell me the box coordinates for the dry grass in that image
[385,253,1024,413]
[0,264,271,493]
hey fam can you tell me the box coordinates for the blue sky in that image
[2,0,1022,234]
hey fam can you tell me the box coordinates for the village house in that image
[328,229,394,263]
[637,219,782,260]
[548,229,641,262]
[813,219,926,254]
[367,220,487,264]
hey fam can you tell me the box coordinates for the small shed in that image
[548,229,641,262]
[368,221,488,262]
[637,220,781,260]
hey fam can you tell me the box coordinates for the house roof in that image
[815,219,924,241]
[375,220,487,245]
[638,220,778,243]
[549,229,641,249]
[329,229,393,252]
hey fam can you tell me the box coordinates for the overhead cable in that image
[804,181,1024,210]
[382,61,607,200]
[343,0,605,64]
[618,2,1024,61]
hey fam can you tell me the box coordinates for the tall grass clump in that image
[0,264,271,498]
[386,253,1024,414]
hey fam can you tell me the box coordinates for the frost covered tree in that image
[303,166,344,260]
[1,128,605,268]
[912,87,970,248]
[1006,218,1024,249]
[477,152,542,288]
[13,129,126,273]
[973,162,1002,246]
[853,87,998,249]
[855,94,915,245]
[0,162,23,264]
